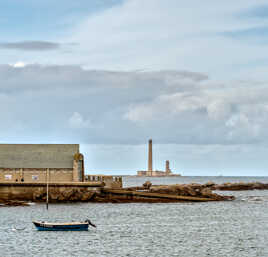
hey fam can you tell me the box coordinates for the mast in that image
[46,168,49,210]
[148,139,153,175]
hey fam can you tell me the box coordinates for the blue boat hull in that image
[33,222,89,231]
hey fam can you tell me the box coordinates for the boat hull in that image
[33,222,89,231]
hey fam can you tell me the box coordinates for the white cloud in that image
[225,113,262,141]
[207,101,231,120]
[58,0,268,80]
[124,103,155,122]
[226,114,249,128]
[12,61,26,68]
[68,112,91,129]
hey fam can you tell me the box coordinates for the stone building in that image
[0,144,84,183]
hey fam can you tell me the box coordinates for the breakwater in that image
[0,182,103,203]
[1,181,268,206]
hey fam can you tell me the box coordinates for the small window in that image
[5,174,12,180]
[32,175,38,181]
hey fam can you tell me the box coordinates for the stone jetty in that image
[100,181,234,203]
[1,181,267,204]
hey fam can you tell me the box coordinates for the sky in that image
[1,0,268,176]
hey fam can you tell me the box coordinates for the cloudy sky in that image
[1,0,268,176]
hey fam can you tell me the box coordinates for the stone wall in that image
[0,182,103,202]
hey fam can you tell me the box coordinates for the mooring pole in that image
[46,168,49,210]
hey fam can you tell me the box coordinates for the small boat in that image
[33,173,97,231]
[33,219,96,231]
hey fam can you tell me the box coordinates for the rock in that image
[200,188,213,197]
[181,185,198,196]
[0,200,30,207]
[204,181,216,187]
[143,181,152,189]
[57,194,66,201]
[200,188,225,200]
[81,192,95,201]
[75,190,84,201]
[50,189,60,200]
[33,191,43,200]
[214,182,268,191]
[147,183,235,201]
[188,183,202,189]
[61,189,75,199]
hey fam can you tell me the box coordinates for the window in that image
[32,175,38,181]
[5,174,12,180]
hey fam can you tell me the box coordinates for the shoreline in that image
[1,181,267,206]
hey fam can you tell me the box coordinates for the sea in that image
[0,176,268,257]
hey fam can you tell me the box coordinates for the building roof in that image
[0,144,79,169]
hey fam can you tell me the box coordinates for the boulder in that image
[81,192,95,201]
[200,188,224,200]
[49,189,60,200]
[143,181,152,189]
[204,181,216,187]
[61,189,76,200]
[181,185,198,196]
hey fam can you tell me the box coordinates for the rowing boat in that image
[33,219,96,231]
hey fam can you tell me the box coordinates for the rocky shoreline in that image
[1,181,267,205]
[122,181,234,202]
[0,200,32,207]
[210,182,268,191]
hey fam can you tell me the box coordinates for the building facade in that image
[0,144,84,183]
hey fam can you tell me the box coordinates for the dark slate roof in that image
[0,144,79,168]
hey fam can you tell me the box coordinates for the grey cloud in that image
[0,41,60,51]
[0,65,207,97]
[0,64,268,146]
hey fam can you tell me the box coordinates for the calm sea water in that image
[0,176,268,257]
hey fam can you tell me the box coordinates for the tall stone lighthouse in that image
[137,139,180,176]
